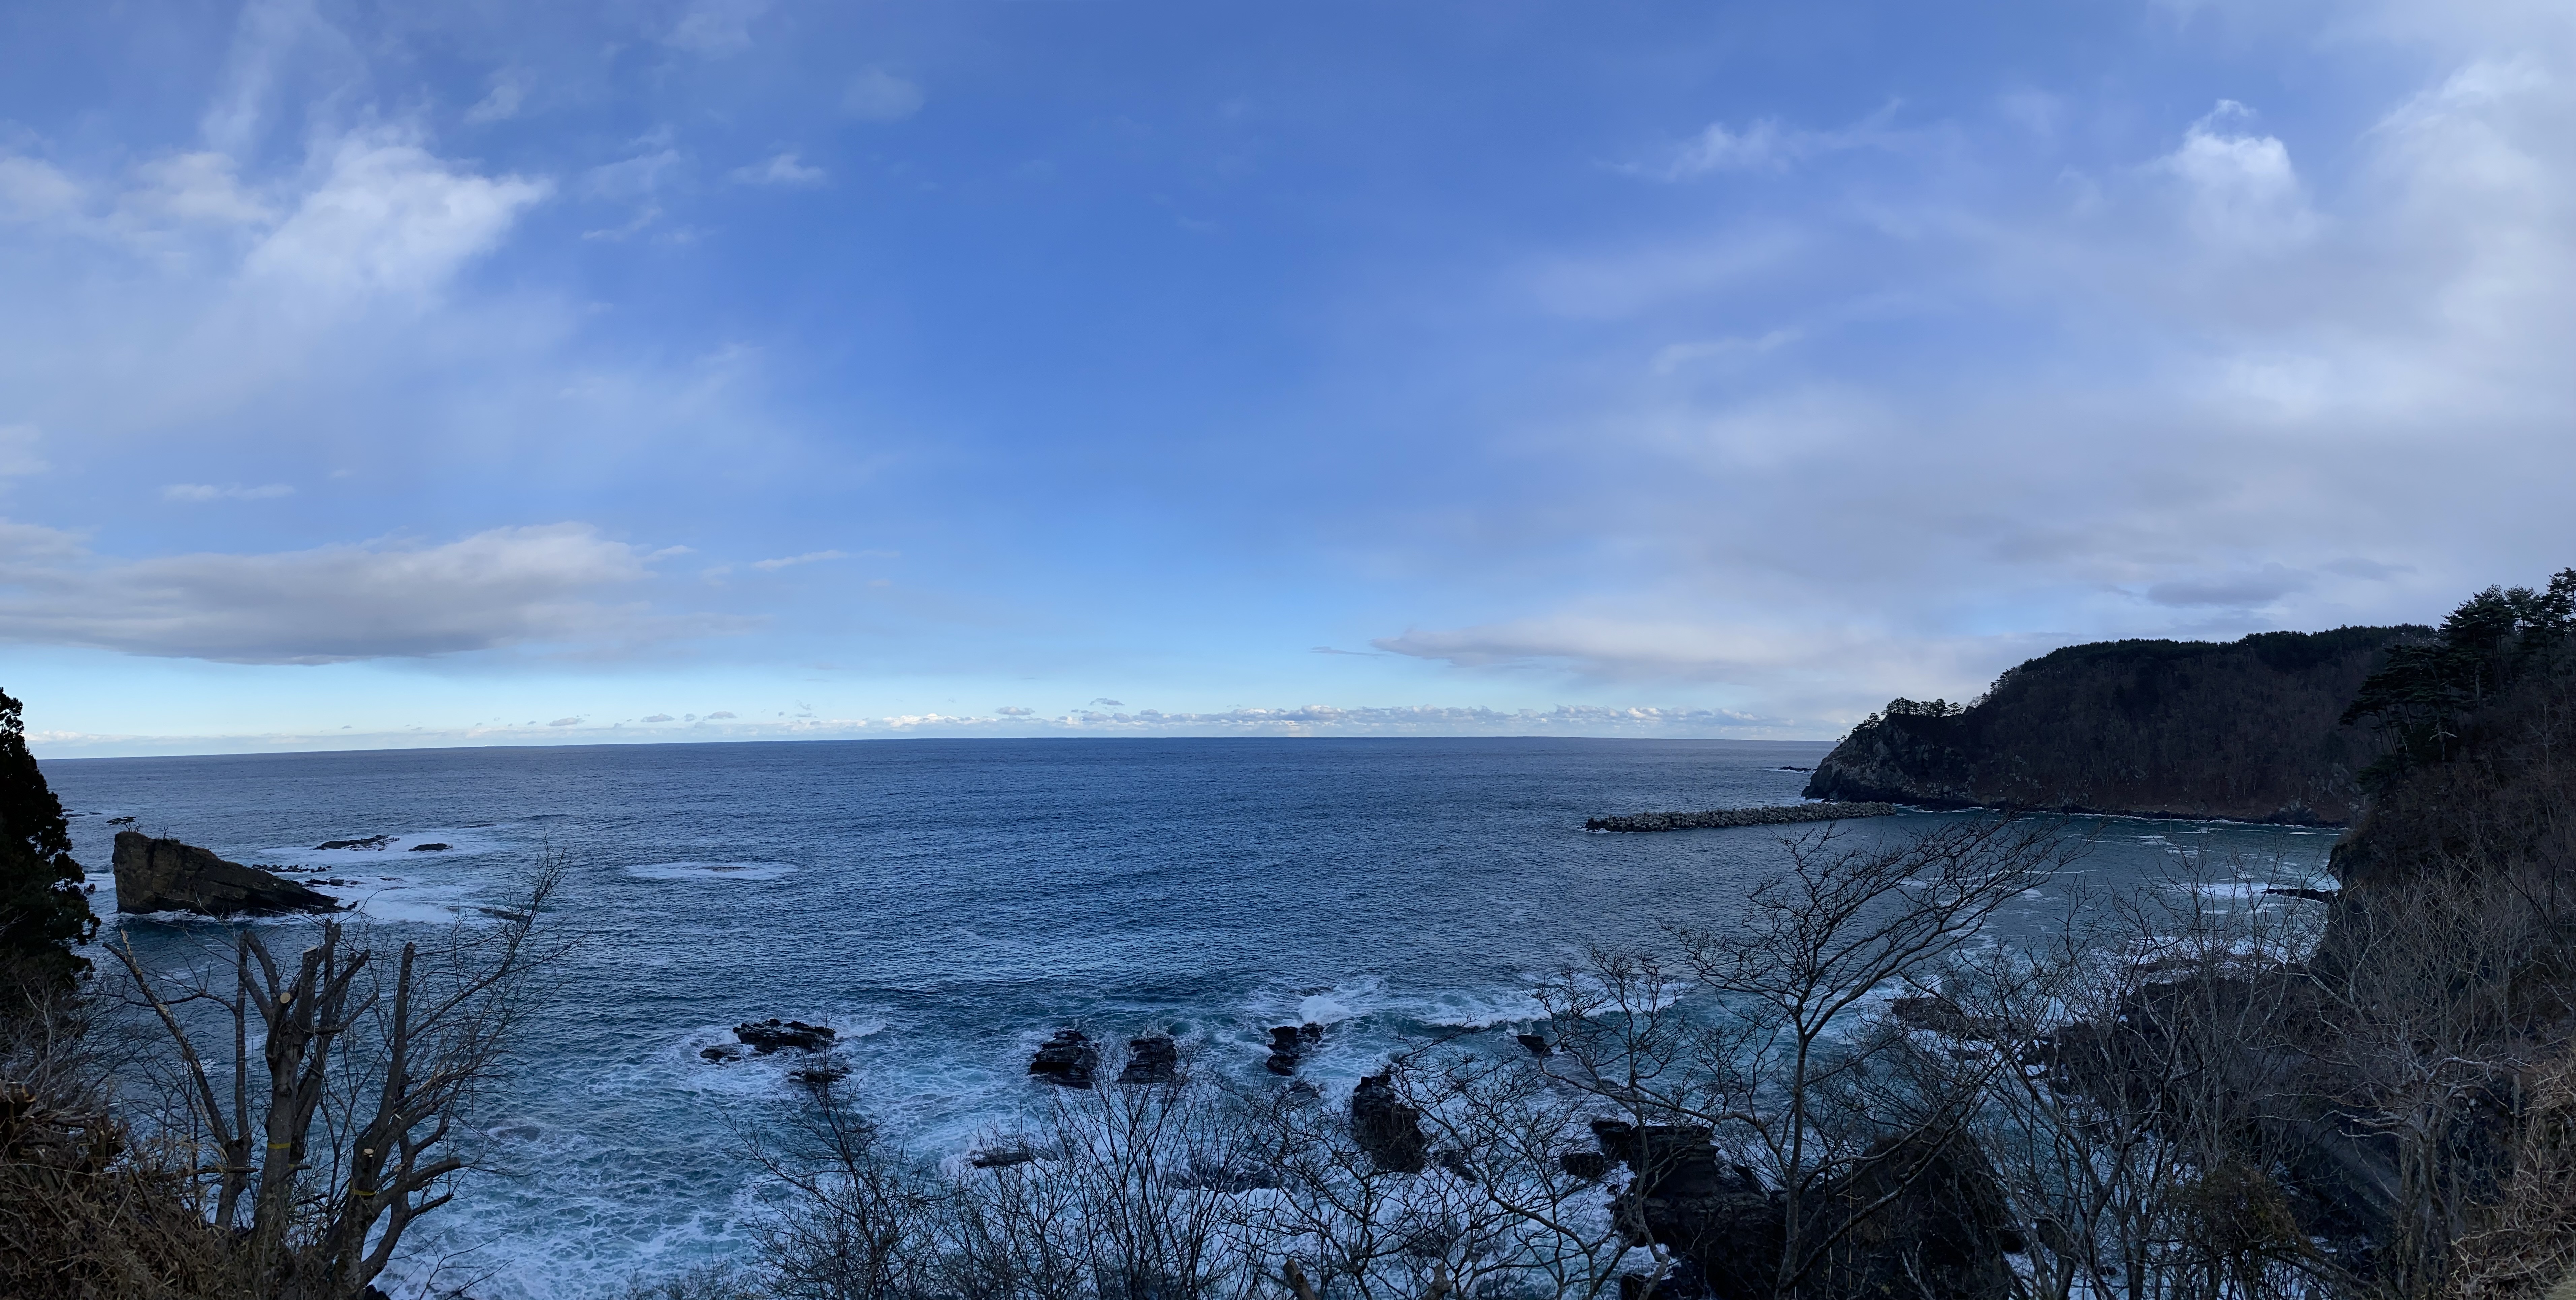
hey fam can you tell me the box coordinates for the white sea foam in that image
[1296,990,1356,1024]
[623,861,799,882]
[256,827,507,863]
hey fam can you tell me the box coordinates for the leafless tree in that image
[1035,1042,1244,1300]
[105,855,564,1299]
[741,1081,944,1300]
[1223,1065,1515,1300]
[1941,856,2332,1300]
[1378,1041,1650,1300]
[1686,817,2078,1298]
[2306,858,2576,1300]
[1526,817,2080,1299]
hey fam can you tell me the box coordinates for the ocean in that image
[45,738,2340,1297]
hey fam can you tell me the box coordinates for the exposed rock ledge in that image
[112,831,342,917]
[1585,802,1898,833]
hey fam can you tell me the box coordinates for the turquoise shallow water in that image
[43,737,2340,1297]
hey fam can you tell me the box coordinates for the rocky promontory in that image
[111,831,341,917]
[1803,626,2412,825]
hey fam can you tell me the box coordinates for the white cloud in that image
[0,426,46,477]
[667,0,769,55]
[731,151,825,187]
[464,72,528,125]
[245,132,550,300]
[2145,564,2312,608]
[749,549,847,570]
[0,522,732,664]
[1668,118,1795,173]
[0,155,83,224]
[25,700,1828,757]
[199,0,350,158]
[844,68,925,122]
[585,145,681,201]
[640,713,674,722]
[1648,105,1899,179]
[2156,101,2318,248]
[162,483,295,501]
[860,703,1781,738]
[123,152,275,227]
[1650,329,1801,374]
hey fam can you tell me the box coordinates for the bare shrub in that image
[102,855,566,1299]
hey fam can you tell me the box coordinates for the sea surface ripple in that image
[45,738,2336,1297]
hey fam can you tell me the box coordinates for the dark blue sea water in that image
[45,738,2341,1297]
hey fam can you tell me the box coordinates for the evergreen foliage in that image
[2341,569,2576,785]
[0,687,95,994]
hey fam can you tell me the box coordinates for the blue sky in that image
[2,0,2570,756]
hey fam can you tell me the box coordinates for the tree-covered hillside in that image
[1804,626,2416,823]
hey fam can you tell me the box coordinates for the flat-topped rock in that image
[1029,1029,1099,1088]
[112,831,342,917]
[735,1019,836,1053]
[1118,1035,1178,1085]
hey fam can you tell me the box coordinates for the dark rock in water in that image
[1600,1124,2021,1300]
[313,835,392,851]
[1286,1080,1321,1102]
[1118,1035,1179,1085]
[112,831,342,917]
[789,1063,851,1088]
[2264,886,2339,903]
[1796,1136,2021,1299]
[1559,1150,1612,1180]
[1515,1033,1551,1057]
[1029,1029,1099,1088]
[106,816,136,826]
[1349,1073,1427,1174]
[1621,1263,1713,1300]
[735,1019,836,1053]
[408,842,452,852]
[700,1045,747,1064]
[1888,995,1974,1036]
[1265,1022,1323,1076]
[972,1147,1038,1169]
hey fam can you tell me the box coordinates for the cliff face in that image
[1805,627,2415,825]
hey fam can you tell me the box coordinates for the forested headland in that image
[1803,626,2418,824]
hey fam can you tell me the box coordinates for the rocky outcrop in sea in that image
[110,831,341,917]
[1265,1023,1322,1075]
[1117,1035,1179,1085]
[1348,1073,1426,1174]
[1029,1029,1099,1088]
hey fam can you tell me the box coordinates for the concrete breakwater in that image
[1584,801,1899,833]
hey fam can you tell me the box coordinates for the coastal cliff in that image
[1804,626,2415,824]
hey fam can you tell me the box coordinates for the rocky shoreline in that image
[1584,801,1898,833]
